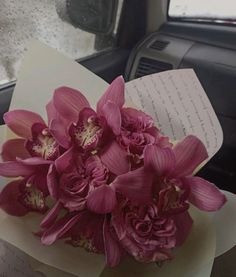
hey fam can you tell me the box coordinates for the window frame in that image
[167,0,236,27]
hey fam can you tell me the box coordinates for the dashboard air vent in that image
[135,57,173,78]
[150,40,169,51]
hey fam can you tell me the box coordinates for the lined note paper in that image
[126,69,223,158]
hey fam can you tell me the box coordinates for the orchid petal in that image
[112,167,153,204]
[55,147,73,173]
[144,145,176,176]
[97,76,125,114]
[100,141,130,175]
[40,201,62,229]
[30,172,48,196]
[47,165,58,199]
[68,211,105,253]
[0,180,28,216]
[122,107,154,128]
[53,86,90,123]
[41,213,81,245]
[1,139,30,161]
[0,161,35,177]
[103,217,122,267]
[46,100,58,125]
[87,185,117,214]
[173,211,193,246]
[16,157,53,166]
[172,135,208,177]
[50,118,71,149]
[102,101,121,135]
[4,110,45,138]
[184,176,227,211]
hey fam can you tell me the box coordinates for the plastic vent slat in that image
[150,40,169,51]
[135,57,173,78]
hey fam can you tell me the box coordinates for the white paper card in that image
[0,239,43,277]
[125,71,223,158]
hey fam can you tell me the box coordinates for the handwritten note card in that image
[126,69,223,158]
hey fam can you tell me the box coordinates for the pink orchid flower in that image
[143,135,227,212]
[0,106,64,216]
[3,108,62,161]
[0,157,53,215]
[41,210,123,267]
[52,76,125,152]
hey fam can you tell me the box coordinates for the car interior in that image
[0,1,235,275]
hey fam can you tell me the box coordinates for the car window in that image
[169,0,236,24]
[0,0,123,86]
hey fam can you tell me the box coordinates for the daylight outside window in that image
[0,0,123,86]
[169,0,236,24]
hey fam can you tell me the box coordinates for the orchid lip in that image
[26,125,59,160]
[70,115,103,150]
[20,182,47,213]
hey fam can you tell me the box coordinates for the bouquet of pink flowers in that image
[0,76,226,268]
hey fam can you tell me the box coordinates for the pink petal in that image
[144,145,176,176]
[17,157,53,166]
[102,101,121,135]
[97,76,125,114]
[1,139,30,161]
[55,147,73,173]
[0,161,35,177]
[49,118,71,149]
[122,107,154,128]
[40,201,62,229]
[68,211,105,253]
[53,86,90,123]
[172,135,208,177]
[100,141,130,175]
[47,165,58,199]
[184,176,227,211]
[31,172,49,196]
[41,213,81,245]
[103,218,122,267]
[0,180,28,216]
[173,211,193,246]
[46,100,58,125]
[87,185,117,214]
[4,110,45,138]
[112,167,153,204]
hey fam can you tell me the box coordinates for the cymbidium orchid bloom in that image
[144,135,227,212]
[113,136,226,213]
[52,76,125,152]
[0,107,63,216]
[3,109,61,161]
[0,157,52,215]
